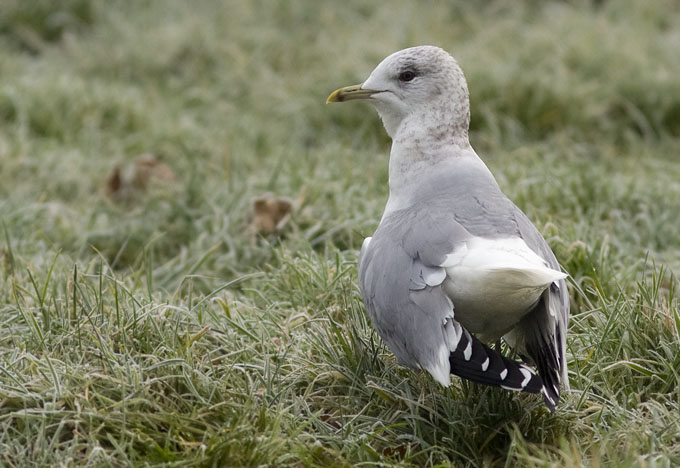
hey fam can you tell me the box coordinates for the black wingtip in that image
[448,328,558,410]
[541,386,558,413]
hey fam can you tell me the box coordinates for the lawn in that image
[1,0,680,466]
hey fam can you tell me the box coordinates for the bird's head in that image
[327,46,470,142]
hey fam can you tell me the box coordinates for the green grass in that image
[1,0,680,466]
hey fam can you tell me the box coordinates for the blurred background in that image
[1,0,679,286]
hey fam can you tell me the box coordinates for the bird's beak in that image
[326,84,380,103]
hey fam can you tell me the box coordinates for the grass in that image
[1,0,680,466]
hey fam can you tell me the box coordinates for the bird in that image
[327,46,569,411]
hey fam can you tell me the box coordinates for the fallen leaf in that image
[248,192,294,235]
[106,154,176,202]
[132,153,176,189]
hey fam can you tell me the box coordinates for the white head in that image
[328,46,470,144]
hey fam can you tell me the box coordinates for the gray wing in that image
[414,165,570,403]
[359,207,551,404]
[358,209,461,373]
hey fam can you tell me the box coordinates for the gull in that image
[327,46,569,411]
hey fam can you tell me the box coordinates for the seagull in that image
[327,46,569,411]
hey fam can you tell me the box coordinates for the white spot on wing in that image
[481,357,489,371]
[542,387,556,405]
[500,369,508,380]
[462,329,472,360]
[519,366,534,388]
[464,341,472,360]
[501,385,521,392]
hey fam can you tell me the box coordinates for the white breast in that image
[441,237,566,339]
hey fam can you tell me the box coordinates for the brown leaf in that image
[383,444,408,459]
[106,154,176,202]
[248,192,294,235]
[132,153,176,190]
[105,166,122,195]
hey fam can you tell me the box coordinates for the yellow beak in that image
[326,84,380,103]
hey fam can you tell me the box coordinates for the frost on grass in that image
[106,154,176,203]
[1,0,680,466]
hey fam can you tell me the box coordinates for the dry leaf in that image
[248,192,294,235]
[132,153,176,189]
[106,154,176,202]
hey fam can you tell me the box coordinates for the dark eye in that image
[398,70,416,82]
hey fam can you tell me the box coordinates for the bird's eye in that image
[398,70,416,82]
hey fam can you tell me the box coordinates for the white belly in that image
[440,237,566,339]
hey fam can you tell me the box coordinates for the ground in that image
[1,1,679,466]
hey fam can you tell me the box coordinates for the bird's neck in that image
[393,108,470,149]
[379,105,473,218]
[382,136,477,218]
